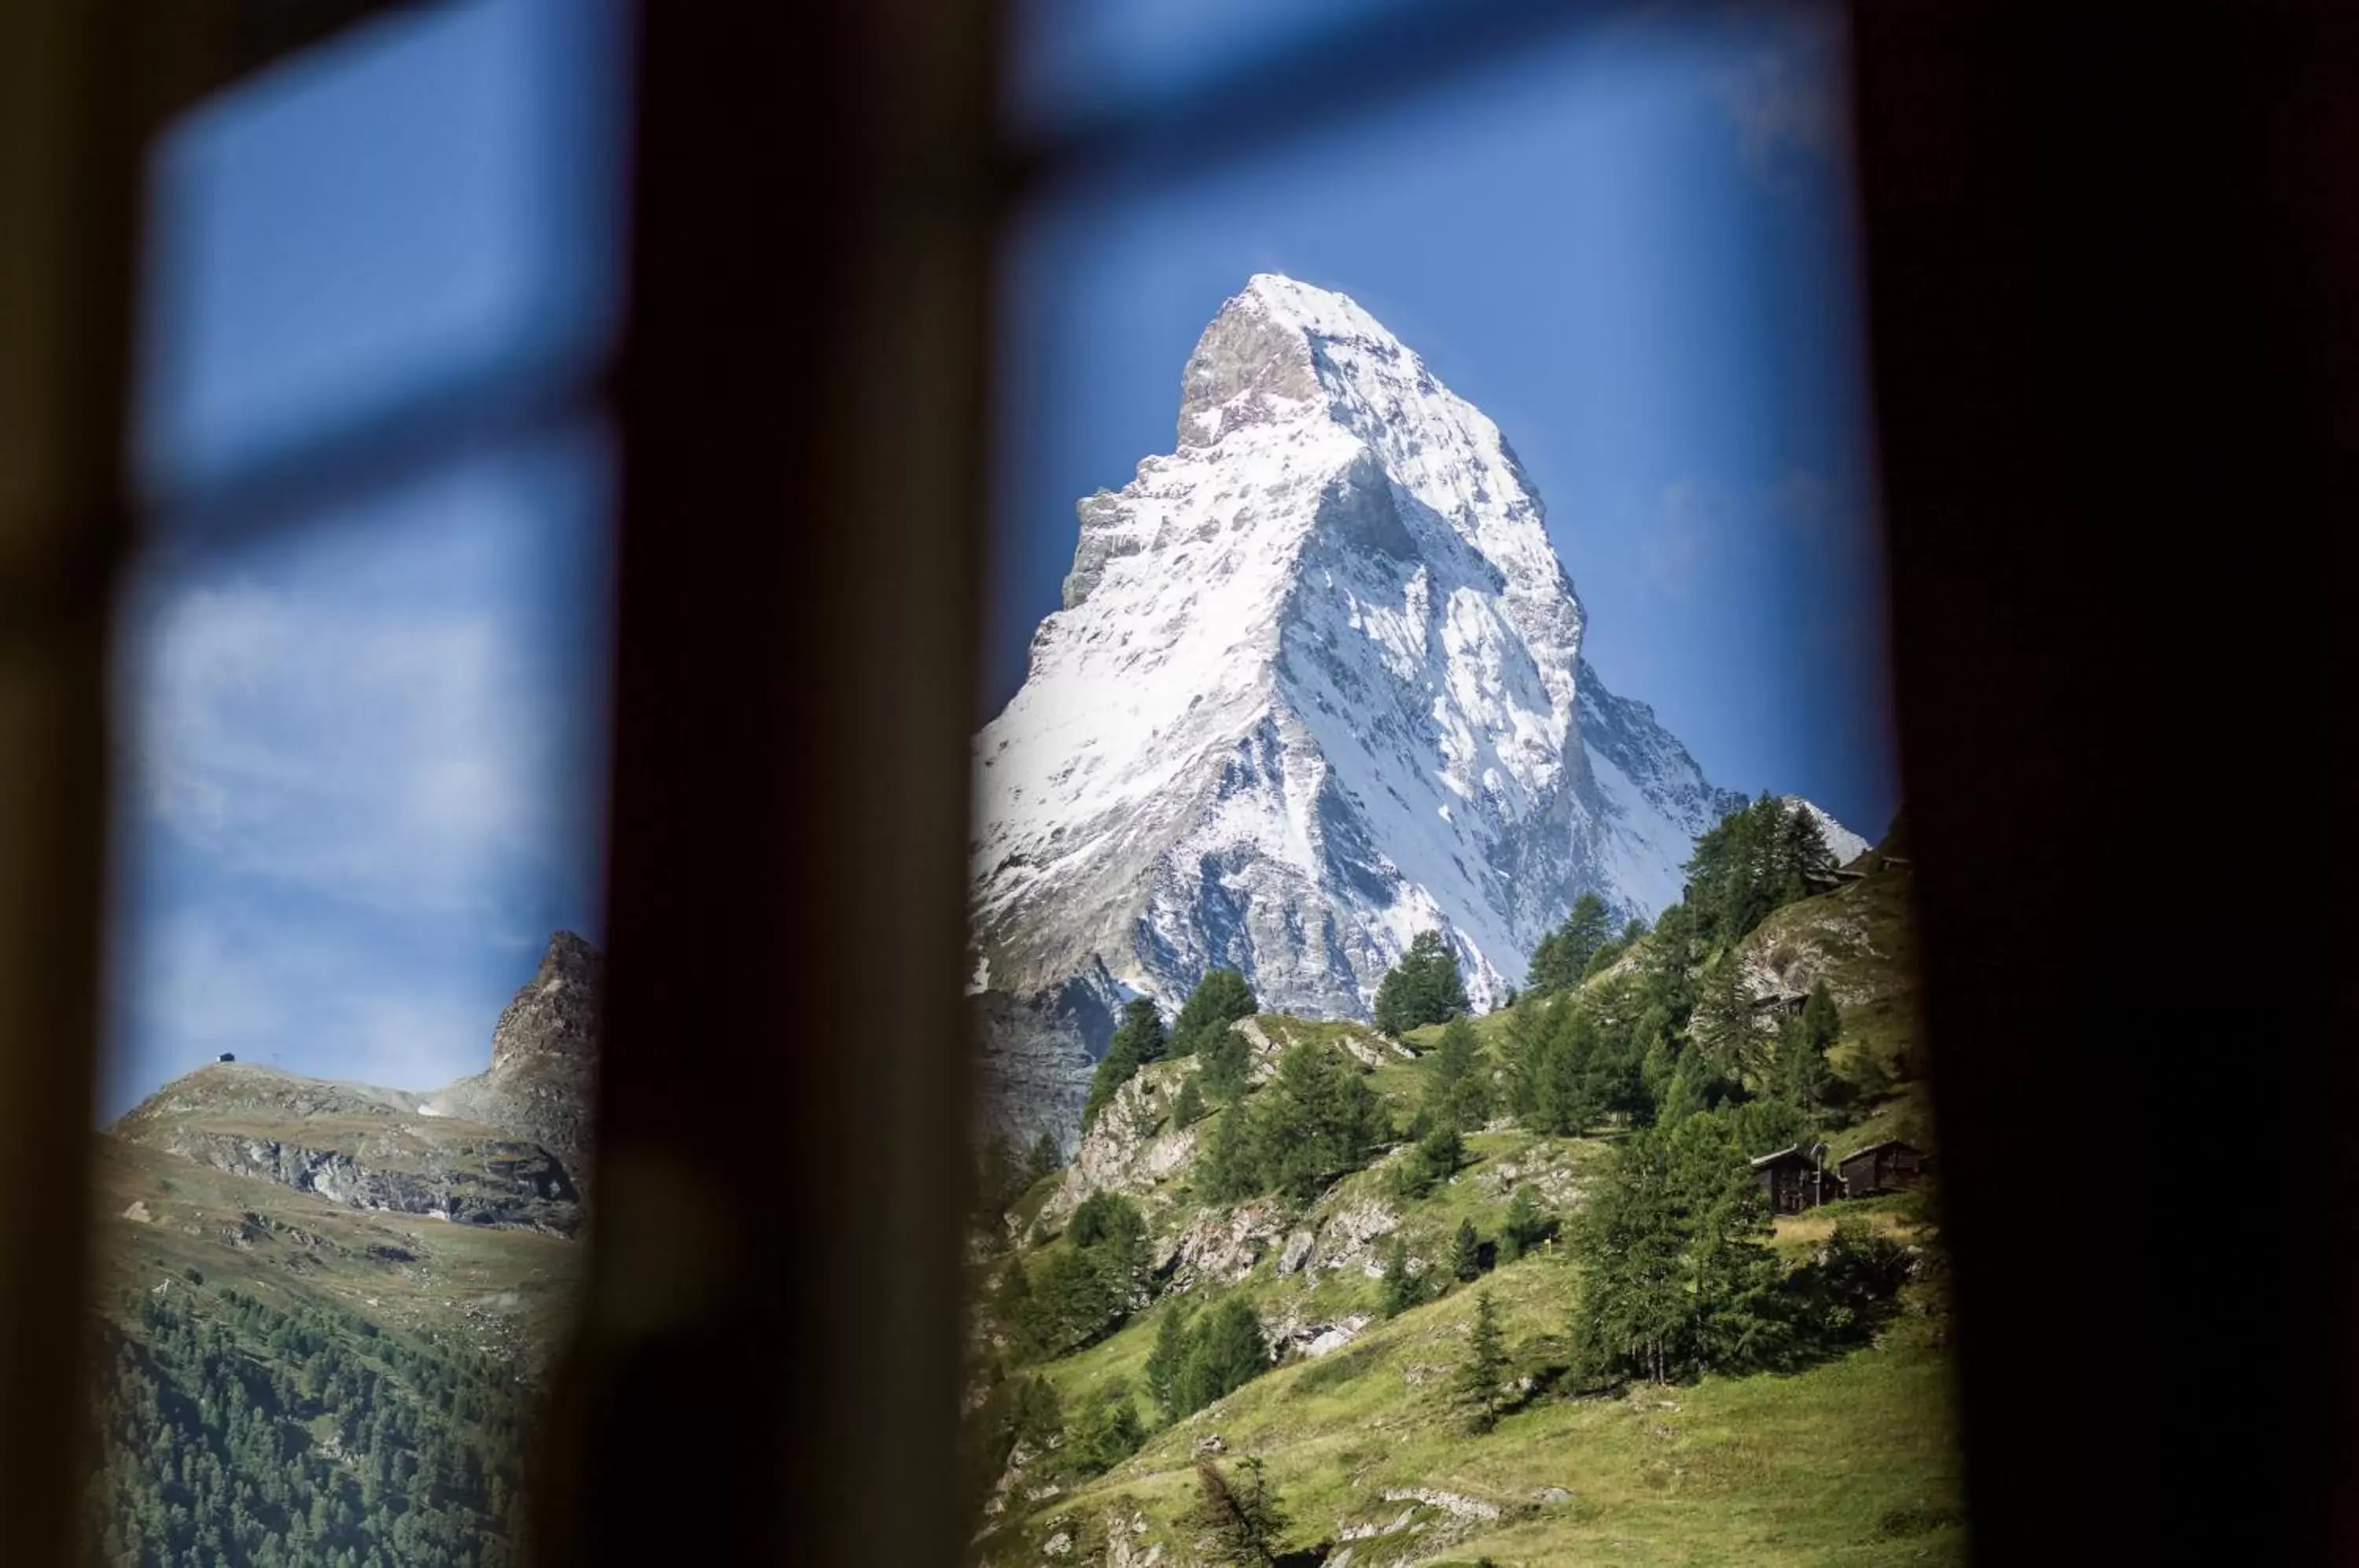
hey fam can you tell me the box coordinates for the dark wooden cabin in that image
[1836,1139,1927,1197]
[1750,1147,1842,1215]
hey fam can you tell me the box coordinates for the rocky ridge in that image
[111,931,603,1236]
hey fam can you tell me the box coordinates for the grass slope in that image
[978,863,1961,1566]
[990,1239,1961,1566]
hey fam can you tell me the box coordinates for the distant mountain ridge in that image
[111,930,601,1231]
[970,276,1853,1144]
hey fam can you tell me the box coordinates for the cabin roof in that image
[1749,1145,1820,1169]
[1838,1139,1922,1165]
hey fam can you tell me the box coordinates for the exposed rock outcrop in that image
[428,931,601,1187]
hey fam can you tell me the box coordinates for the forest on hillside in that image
[85,1285,534,1568]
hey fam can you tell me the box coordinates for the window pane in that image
[137,0,631,499]
[970,9,1958,1562]
[1008,0,1441,138]
[89,429,611,1559]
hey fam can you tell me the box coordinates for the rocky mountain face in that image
[427,929,602,1185]
[971,276,1752,1143]
[112,1065,583,1235]
[109,931,602,1233]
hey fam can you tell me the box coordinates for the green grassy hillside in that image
[968,860,1960,1566]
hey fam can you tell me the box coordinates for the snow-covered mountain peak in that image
[973,279,1757,1140]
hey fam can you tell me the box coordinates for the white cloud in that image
[129,570,567,920]
[103,446,613,1113]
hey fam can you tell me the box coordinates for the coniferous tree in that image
[1372,931,1470,1035]
[1669,1114,1794,1375]
[1499,1186,1555,1262]
[1514,1000,1602,1136]
[1181,1297,1271,1412]
[999,1254,1040,1359]
[1422,1016,1492,1131]
[1198,1025,1253,1104]
[1068,1379,1146,1475]
[1169,968,1257,1057]
[1691,955,1766,1088]
[1008,1375,1063,1450]
[1028,1132,1064,1182]
[1258,1044,1386,1202]
[1198,1104,1264,1205]
[1145,1307,1194,1421]
[1774,801,1839,897]
[1455,1290,1511,1433]
[1188,1456,1286,1568]
[1570,1130,1689,1385]
[1380,1239,1426,1317]
[1172,1074,1206,1130]
[1570,1113,1798,1386]
[1452,1219,1484,1282]
[1526,893,1612,996]
[1084,998,1169,1127]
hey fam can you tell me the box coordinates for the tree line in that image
[84,1283,532,1568]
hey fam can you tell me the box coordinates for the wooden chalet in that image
[1750,1146,1842,1215]
[1836,1139,1927,1198]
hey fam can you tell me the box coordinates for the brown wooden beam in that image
[532,3,997,1562]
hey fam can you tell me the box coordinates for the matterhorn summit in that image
[972,276,1769,1141]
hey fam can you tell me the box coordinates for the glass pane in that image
[1008,0,1441,139]
[970,9,1959,1564]
[88,429,611,1562]
[137,0,631,499]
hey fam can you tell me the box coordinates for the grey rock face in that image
[162,1129,582,1237]
[112,1062,583,1236]
[971,963,1117,1156]
[429,930,601,1187]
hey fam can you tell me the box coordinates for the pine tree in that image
[1172,1074,1206,1130]
[1527,893,1612,995]
[1775,800,1839,896]
[1500,1186,1553,1262]
[1669,1115,1794,1375]
[1008,1374,1062,1450]
[1423,1015,1492,1131]
[1069,1379,1146,1475]
[1570,1131,1689,1385]
[1373,931,1470,1035]
[1455,1290,1511,1433]
[1198,1103,1264,1204]
[1259,1043,1386,1202]
[1181,1298,1270,1412]
[1084,998,1169,1126]
[1691,955,1765,1087]
[1452,1219,1483,1282]
[1170,968,1257,1057]
[1145,1307,1194,1421]
[1027,1132,1064,1182]
[1514,999,1602,1136]
[1188,1456,1286,1568]
[1198,1024,1253,1104]
[1380,1239,1426,1317]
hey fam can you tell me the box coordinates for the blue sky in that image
[111,0,1893,1113]
[109,0,621,1117]
[993,3,1897,837]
